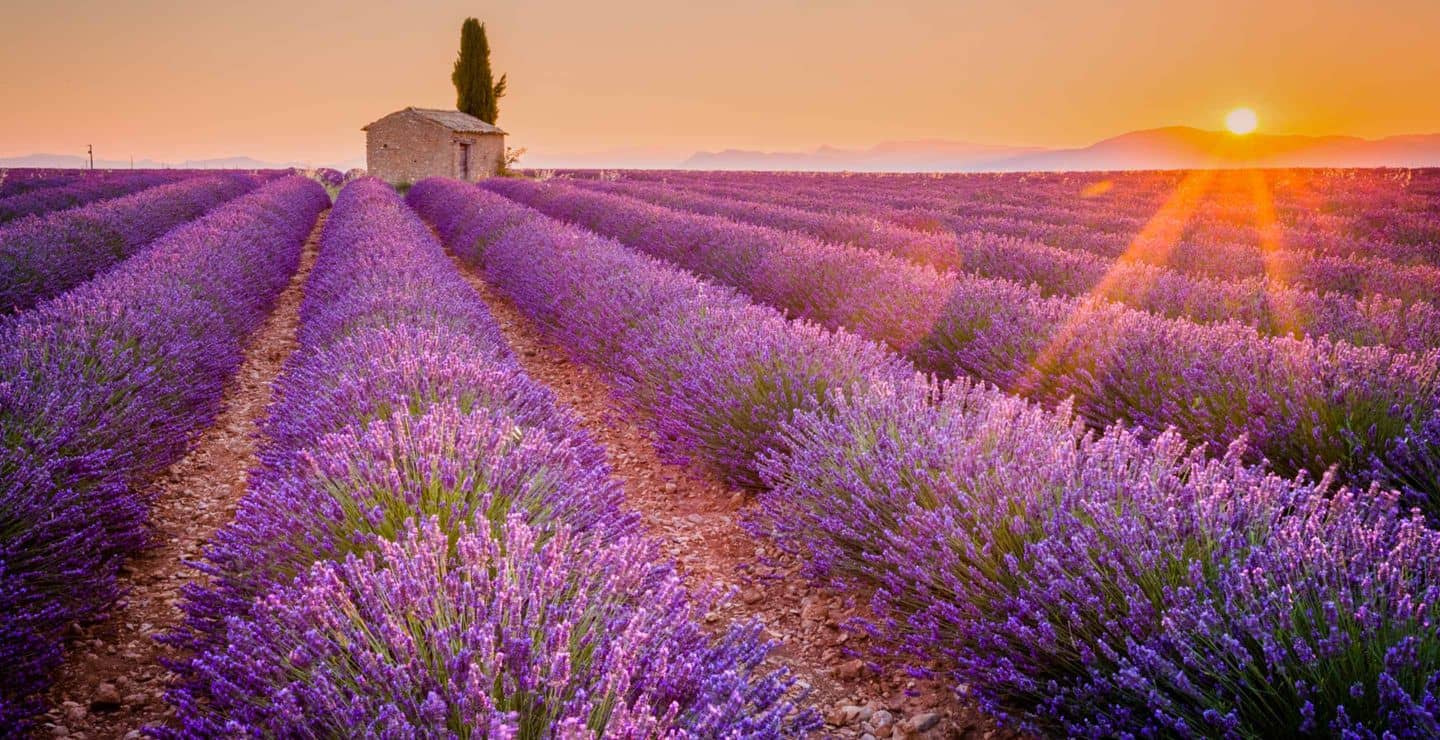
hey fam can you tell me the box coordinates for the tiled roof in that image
[364,107,506,134]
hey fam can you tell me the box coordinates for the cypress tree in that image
[451,18,507,124]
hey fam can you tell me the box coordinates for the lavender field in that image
[3,167,1440,737]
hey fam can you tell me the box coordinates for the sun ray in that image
[1244,169,1302,338]
[1015,168,1217,408]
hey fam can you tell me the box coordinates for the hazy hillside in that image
[681,140,1042,171]
[11,129,1440,173]
[990,127,1440,171]
[679,128,1440,172]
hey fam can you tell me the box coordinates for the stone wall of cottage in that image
[366,113,505,184]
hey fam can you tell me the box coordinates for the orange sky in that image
[3,0,1438,167]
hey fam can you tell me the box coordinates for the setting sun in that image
[1226,107,1259,135]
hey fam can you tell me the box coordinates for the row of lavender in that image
[0,173,265,312]
[165,179,815,735]
[829,171,1436,263]
[0,176,327,729]
[611,168,1440,244]
[0,170,195,224]
[827,168,1440,266]
[483,178,1440,513]
[0,170,91,199]
[0,169,178,199]
[621,171,1440,303]
[572,177,1440,354]
[618,169,1440,275]
[412,177,1440,737]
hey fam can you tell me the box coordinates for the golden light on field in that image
[1226,107,1259,135]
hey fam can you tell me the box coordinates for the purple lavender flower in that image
[0,176,327,727]
[576,177,1440,354]
[757,375,1440,735]
[174,517,814,737]
[477,177,1440,512]
[0,170,190,224]
[605,169,1440,302]
[412,178,913,490]
[413,174,1440,737]
[0,173,264,311]
[170,178,817,736]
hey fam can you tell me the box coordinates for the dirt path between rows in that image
[38,212,327,739]
[452,257,1006,740]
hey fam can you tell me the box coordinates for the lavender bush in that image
[170,178,816,736]
[173,177,628,649]
[179,517,808,737]
[0,173,262,311]
[311,167,346,188]
[579,177,1440,354]
[483,178,1440,510]
[413,176,1440,737]
[0,170,85,199]
[0,170,188,224]
[306,167,365,199]
[630,169,1440,293]
[412,179,912,490]
[761,378,1440,736]
[0,176,326,727]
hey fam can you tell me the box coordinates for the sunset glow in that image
[2,0,1439,167]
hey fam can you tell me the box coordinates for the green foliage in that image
[499,147,527,177]
[451,18,506,125]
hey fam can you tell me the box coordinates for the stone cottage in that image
[362,107,506,184]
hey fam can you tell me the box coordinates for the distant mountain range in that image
[681,127,1440,172]
[9,127,1440,173]
[0,153,364,171]
[681,140,1044,172]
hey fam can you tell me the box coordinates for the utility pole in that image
[87,144,94,170]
